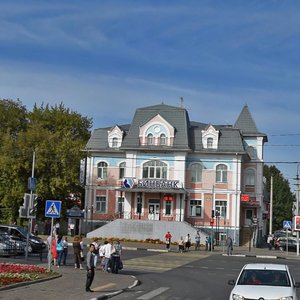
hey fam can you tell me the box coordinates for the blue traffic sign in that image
[283,220,292,229]
[45,200,61,218]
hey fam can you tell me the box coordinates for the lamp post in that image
[296,164,300,256]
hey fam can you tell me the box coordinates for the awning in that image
[117,187,188,194]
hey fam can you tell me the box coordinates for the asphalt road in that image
[113,251,300,300]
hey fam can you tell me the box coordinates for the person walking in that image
[62,236,68,265]
[226,236,233,256]
[178,236,184,253]
[195,231,201,251]
[165,231,172,249]
[267,234,273,250]
[102,240,113,273]
[85,244,96,292]
[185,233,191,251]
[51,237,58,266]
[111,240,122,274]
[56,234,64,267]
[73,235,83,269]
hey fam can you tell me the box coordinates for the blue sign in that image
[45,200,61,218]
[28,177,37,191]
[283,220,292,229]
[123,178,134,189]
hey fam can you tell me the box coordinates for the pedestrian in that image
[99,243,105,271]
[178,236,184,253]
[73,235,83,269]
[267,234,273,250]
[226,236,233,256]
[62,236,68,265]
[165,231,172,249]
[102,240,113,272]
[111,240,122,273]
[185,233,191,251]
[34,223,38,236]
[56,234,64,267]
[205,236,208,251]
[85,244,96,293]
[91,238,99,267]
[51,237,58,266]
[195,231,200,251]
[208,236,212,251]
[69,223,75,236]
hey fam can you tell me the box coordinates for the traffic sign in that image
[283,220,292,230]
[45,200,61,218]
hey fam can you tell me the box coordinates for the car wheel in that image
[27,245,33,253]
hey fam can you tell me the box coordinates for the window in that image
[117,197,124,214]
[191,163,202,182]
[245,169,255,186]
[142,160,167,179]
[119,162,125,179]
[96,196,106,213]
[190,200,202,217]
[207,137,213,149]
[159,133,166,145]
[97,162,108,179]
[165,200,172,215]
[112,137,118,147]
[215,200,227,218]
[147,133,153,145]
[216,164,227,183]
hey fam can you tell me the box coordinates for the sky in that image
[1,1,300,189]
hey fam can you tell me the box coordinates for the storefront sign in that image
[137,179,179,189]
[241,194,250,201]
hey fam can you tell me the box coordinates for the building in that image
[83,103,268,245]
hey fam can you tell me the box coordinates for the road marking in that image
[137,287,170,299]
[92,283,116,291]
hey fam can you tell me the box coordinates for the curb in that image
[91,276,140,300]
[221,253,297,260]
[123,246,168,253]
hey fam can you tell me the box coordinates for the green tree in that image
[0,99,92,223]
[263,165,295,231]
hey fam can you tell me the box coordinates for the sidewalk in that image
[3,238,300,300]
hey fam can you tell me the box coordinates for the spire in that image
[234,105,259,134]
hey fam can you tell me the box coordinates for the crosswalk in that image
[123,252,209,273]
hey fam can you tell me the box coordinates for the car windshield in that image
[16,226,36,239]
[237,270,291,287]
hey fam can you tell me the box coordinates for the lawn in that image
[0,262,58,287]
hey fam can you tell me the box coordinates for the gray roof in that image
[85,103,267,153]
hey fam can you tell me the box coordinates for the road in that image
[114,250,300,300]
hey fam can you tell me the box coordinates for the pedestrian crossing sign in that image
[45,200,61,218]
[283,220,292,230]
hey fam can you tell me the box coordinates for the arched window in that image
[216,164,227,183]
[191,163,202,182]
[207,137,213,149]
[159,133,166,146]
[147,133,153,145]
[97,162,108,179]
[142,160,167,179]
[245,169,255,186]
[112,137,118,147]
[119,162,125,179]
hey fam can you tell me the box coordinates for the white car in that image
[228,263,300,300]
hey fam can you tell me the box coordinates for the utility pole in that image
[269,176,273,236]
[296,165,300,256]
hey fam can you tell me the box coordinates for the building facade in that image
[84,104,268,246]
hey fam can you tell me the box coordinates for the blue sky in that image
[1,1,300,187]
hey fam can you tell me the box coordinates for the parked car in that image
[274,237,299,252]
[228,263,300,300]
[0,234,25,256]
[0,225,46,253]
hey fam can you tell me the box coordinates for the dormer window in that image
[112,137,118,147]
[147,133,153,145]
[159,133,166,145]
[207,138,213,149]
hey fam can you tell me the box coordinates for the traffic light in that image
[28,194,38,218]
[211,209,215,218]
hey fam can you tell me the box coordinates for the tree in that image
[263,165,295,231]
[0,99,92,223]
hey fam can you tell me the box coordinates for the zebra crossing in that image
[123,251,209,273]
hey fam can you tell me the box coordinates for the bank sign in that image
[137,179,179,189]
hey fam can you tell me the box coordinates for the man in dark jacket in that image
[86,244,96,292]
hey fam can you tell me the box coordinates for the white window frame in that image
[147,133,153,145]
[97,161,108,179]
[135,194,144,215]
[215,200,227,219]
[207,137,213,149]
[190,163,202,183]
[119,162,125,179]
[142,160,167,179]
[116,196,124,214]
[96,196,107,213]
[163,200,172,216]
[216,164,227,183]
[159,133,166,145]
[245,168,255,186]
[189,199,203,217]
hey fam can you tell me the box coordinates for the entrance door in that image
[148,201,160,220]
[245,209,253,226]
